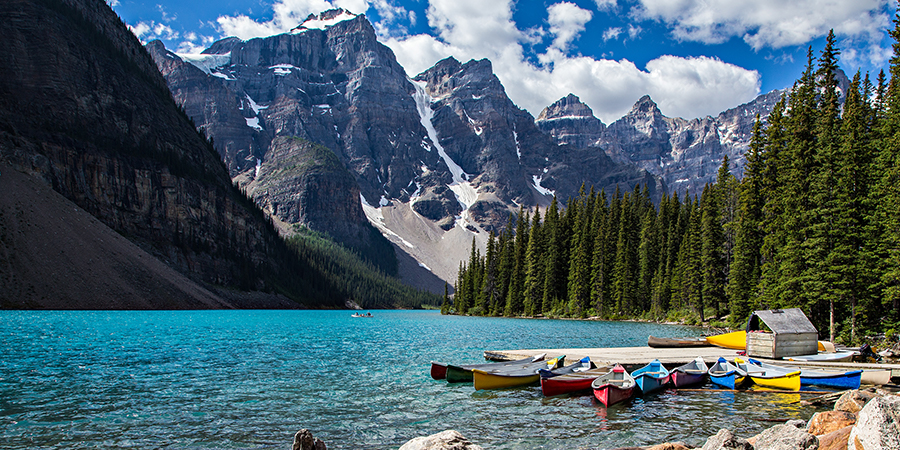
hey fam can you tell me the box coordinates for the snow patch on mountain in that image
[360,194,415,249]
[293,10,357,32]
[177,52,231,74]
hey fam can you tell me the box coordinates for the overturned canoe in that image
[786,351,856,363]
[647,336,710,348]
[706,331,746,350]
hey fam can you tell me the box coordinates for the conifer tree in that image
[505,208,529,316]
[542,197,565,314]
[523,208,545,316]
[700,182,725,320]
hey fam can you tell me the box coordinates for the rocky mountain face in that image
[0,0,319,307]
[538,70,851,197]
[538,91,784,196]
[148,11,657,285]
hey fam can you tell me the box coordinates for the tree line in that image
[445,26,900,345]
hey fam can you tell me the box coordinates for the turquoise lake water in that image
[0,310,824,449]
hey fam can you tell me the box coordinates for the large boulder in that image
[847,395,900,450]
[702,429,752,450]
[835,390,877,414]
[752,419,818,450]
[808,410,857,436]
[399,430,483,450]
[647,443,692,450]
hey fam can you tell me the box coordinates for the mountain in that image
[0,0,432,308]
[148,12,657,286]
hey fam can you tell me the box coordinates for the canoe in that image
[798,367,862,389]
[592,364,636,407]
[631,359,670,395]
[706,331,746,350]
[538,356,593,378]
[472,356,564,390]
[439,354,545,382]
[648,336,710,348]
[541,365,614,397]
[786,351,856,362]
[861,369,892,386]
[753,360,862,389]
[708,357,748,389]
[735,358,801,391]
[671,357,709,388]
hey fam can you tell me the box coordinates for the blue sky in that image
[114,0,896,124]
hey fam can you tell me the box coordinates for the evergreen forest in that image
[446,25,900,345]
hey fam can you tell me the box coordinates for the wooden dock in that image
[484,347,900,379]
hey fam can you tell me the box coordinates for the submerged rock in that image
[399,430,483,450]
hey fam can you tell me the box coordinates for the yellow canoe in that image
[706,331,746,350]
[735,357,801,391]
[472,356,563,390]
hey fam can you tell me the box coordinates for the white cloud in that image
[217,0,371,39]
[633,0,891,50]
[595,0,617,10]
[129,20,179,42]
[547,2,593,51]
[105,0,119,7]
[384,0,758,123]
[603,27,622,41]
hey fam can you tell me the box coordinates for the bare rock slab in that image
[752,419,818,450]
[816,426,852,450]
[702,429,752,450]
[835,390,877,414]
[399,430,483,450]
[848,395,900,450]
[808,410,857,436]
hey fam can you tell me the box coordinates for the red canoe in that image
[540,366,613,397]
[591,364,636,407]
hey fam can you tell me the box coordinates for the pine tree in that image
[505,208,529,316]
[700,182,725,320]
[523,208,545,316]
[542,197,564,314]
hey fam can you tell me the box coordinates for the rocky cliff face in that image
[0,0,318,307]
[538,90,785,196]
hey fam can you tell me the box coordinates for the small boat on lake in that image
[592,364,636,406]
[735,357,801,391]
[351,312,373,317]
[438,354,546,382]
[472,356,564,390]
[631,359,670,394]
[670,357,709,388]
[708,357,748,389]
[786,350,856,362]
[541,365,614,397]
[706,330,746,350]
[647,336,710,348]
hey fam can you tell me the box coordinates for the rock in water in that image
[701,429,753,450]
[848,395,900,450]
[399,430,483,450]
[292,429,326,450]
[751,420,818,450]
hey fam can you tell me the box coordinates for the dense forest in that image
[446,25,900,345]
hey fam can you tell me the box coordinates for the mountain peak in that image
[630,94,661,115]
[537,93,597,122]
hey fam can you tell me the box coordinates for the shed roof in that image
[746,308,818,334]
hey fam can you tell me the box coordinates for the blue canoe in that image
[747,359,861,390]
[631,359,670,394]
[708,357,748,389]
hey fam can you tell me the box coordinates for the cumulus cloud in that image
[633,0,890,50]
[594,0,617,10]
[384,0,759,122]
[129,21,180,42]
[217,0,372,39]
[547,2,593,51]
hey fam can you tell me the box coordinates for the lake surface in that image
[0,310,825,449]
